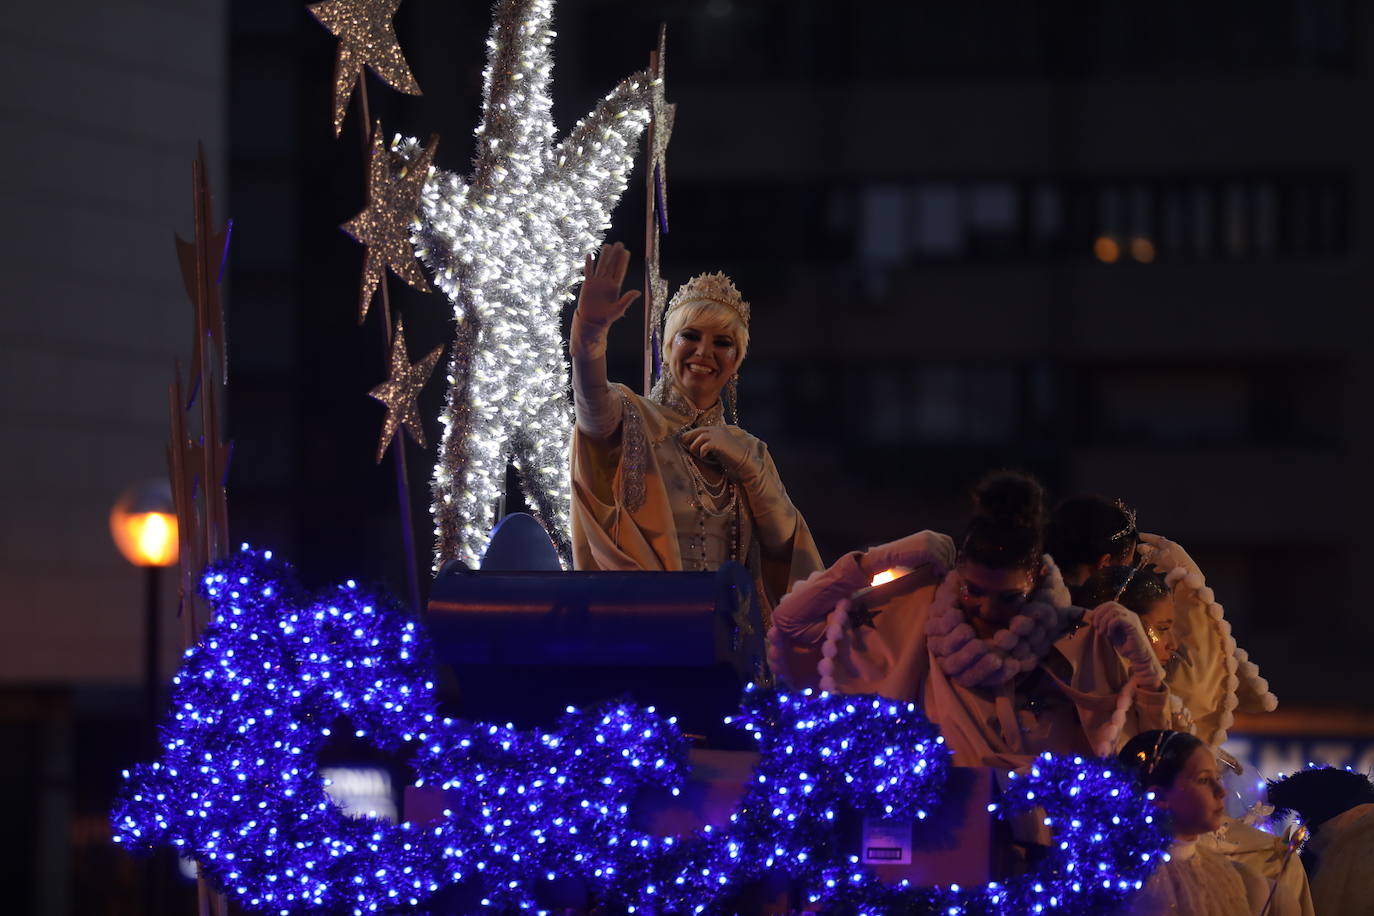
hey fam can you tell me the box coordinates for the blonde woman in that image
[568,243,821,625]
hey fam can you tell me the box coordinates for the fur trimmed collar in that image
[926,555,1074,690]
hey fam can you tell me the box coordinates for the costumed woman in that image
[1079,566,1311,916]
[1119,729,1268,916]
[568,242,822,624]
[1050,495,1278,748]
[768,470,1171,769]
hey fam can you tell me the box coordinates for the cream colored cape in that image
[1138,533,1278,747]
[1307,803,1374,916]
[570,382,822,626]
[768,537,1171,769]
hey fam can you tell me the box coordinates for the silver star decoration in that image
[647,25,676,353]
[405,0,652,569]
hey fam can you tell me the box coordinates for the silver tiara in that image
[1108,498,1138,542]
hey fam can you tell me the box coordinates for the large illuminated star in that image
[308,0,423,136]
[407,0,653,569]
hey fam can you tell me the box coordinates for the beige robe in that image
[770,542,1171,769]
[1307,803,1374,916]
[571,383,822,627]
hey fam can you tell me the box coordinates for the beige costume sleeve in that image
[569,312,623,440]
[767,532,951,697]
[729,437,810,559]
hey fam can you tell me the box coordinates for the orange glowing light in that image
[1130,236,1156,263]
[1093,236,1120,263]
[110,480,178,567]
[870,568,903,587]
[111,511,179,567]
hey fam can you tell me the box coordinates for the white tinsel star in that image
[406,0,652,569]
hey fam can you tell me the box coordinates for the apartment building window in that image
[847,174,1347,265]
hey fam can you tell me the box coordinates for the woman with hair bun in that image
[769,470,1171,768]
[1118,730,1268,916]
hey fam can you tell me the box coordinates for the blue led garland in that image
[112,547,1169,915]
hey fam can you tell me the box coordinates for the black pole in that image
[144,564,160,742]
[143,563,164,915]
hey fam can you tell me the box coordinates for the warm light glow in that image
[111,511,179,567]
[870,567,905,587]
[1093,236,1120,263]
[1130,236,1156,263]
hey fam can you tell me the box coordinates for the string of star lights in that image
[400,0,655,570]
[112,547,1170,915]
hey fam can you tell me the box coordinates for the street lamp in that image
[109,481,179,731]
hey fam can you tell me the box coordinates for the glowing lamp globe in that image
[110,481,178,568]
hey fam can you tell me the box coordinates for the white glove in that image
[862,530,956,579]
[681,426,802,553]
[1085,601,1166,689]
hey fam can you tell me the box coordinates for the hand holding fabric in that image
[1085,601,1167,689]
[681,425,802,554]
[680,425,758,475]
[862,530,956,579]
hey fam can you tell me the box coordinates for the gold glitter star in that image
[368,315,442,463]
[309,0,423,136]
[342,124,437,324]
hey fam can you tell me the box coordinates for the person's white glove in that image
[680,425,760,476]
[862,530,956,579]
[573,242,640,331]
[680,425,802,553]
[1085,601,1167,689]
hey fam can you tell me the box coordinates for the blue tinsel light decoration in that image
[112,546,1168,915]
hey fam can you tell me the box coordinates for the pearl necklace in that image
[653,381,742,570]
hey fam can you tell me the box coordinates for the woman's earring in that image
[725,374,740,424]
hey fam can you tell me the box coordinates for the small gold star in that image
[342,124,437,324]
[309,0,422,136]
[369,316,442,463]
